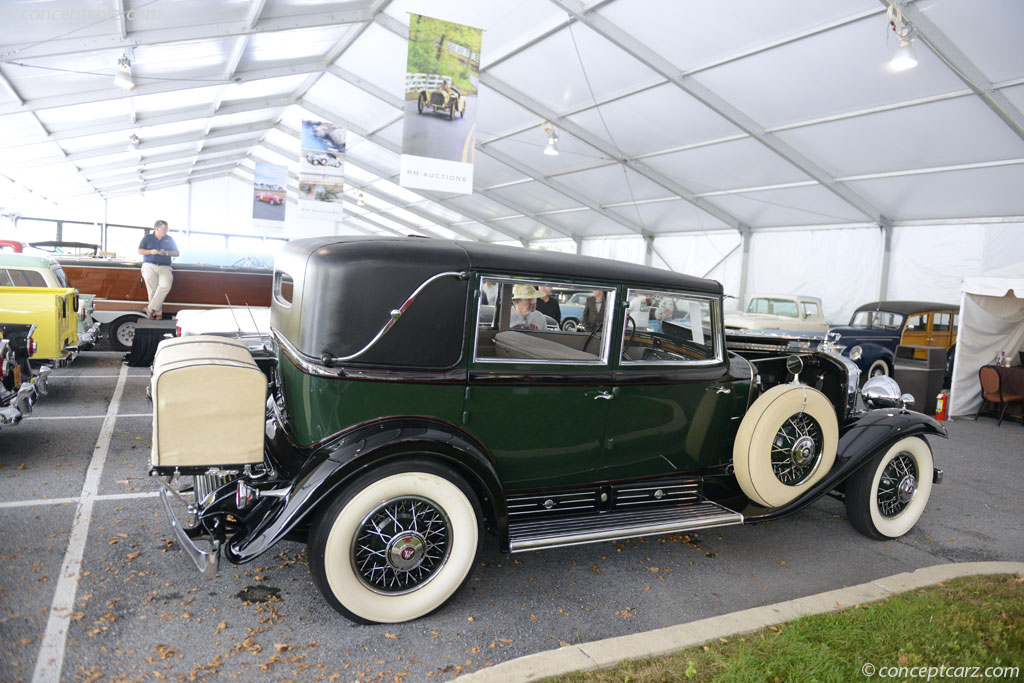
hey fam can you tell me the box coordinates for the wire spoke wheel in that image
[770,412,824,486]
[352,496,451,595]
[875,452,918,518]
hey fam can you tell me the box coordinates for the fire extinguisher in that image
[935,390,949,421]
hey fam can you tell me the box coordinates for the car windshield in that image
[850,310,904,329]
[746,298,798,317]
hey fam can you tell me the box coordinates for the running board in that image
[508,500,743,553]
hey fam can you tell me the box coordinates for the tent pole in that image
[737,225,751,311]
[878,218,893,300]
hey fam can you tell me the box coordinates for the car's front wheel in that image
[845,436,933,540]
[417,93,426,114]
[866,358,890,380]
[561,318,580,332]
[108,315,140,351]
[308,461,481,624]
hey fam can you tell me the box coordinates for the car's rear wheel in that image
[561,318,580,332]
[109,315,140,351]
[733,384,839,508]
[845,436,933,540]
[417,93,426,114]
[448,102,455,120]
[308,461,481,624]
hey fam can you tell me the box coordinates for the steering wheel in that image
[583,323,603,354]
[624,315,636,348]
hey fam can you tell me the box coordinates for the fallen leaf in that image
[274,643,290,653]
[529,614,538,621]
[385,633,399,641]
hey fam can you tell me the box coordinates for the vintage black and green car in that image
[151,237,946,624]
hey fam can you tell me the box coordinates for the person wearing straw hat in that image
[510,284,548,331]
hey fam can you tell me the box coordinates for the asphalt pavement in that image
[402,98,477,163]
[252,197,285,221]
[1,351,1021,682]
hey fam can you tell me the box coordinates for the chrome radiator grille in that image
[193,473,237,507]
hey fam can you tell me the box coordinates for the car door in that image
[463,276,616,491]
[901,312,930,347]
[600,286,750,482]
[929,311,953,350]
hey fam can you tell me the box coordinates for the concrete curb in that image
[456,561,1024,682]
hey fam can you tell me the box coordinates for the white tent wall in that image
[581,235,646,264]
[744,227,883,325]
[650,232,743,306]
[883,223,1024,304]
[949,277,1024,417]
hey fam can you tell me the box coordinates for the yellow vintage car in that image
[0,286,80,366]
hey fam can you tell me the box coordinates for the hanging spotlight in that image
[129,133,140,147]
[357,192,366,206]
[113,54,136,90]
[542,122,559,156]
[886,3,918,72]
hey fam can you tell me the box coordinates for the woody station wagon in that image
[152,237,946,624]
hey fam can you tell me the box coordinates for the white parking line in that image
[0,491,159,509]
[28,414,150,420]
[32,363,128,683]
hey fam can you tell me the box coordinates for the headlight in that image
[861,376,902,408]
[849,345,862,361]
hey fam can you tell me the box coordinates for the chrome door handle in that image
[594,391,614,400]
[707,385,731,394]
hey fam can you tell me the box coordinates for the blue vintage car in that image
[828,301,959,382]
[558,291,590,331]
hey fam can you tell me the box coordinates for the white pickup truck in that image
[725,294,829,334]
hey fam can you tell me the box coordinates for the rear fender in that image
[225,416,505,564]
[743,409,946,522]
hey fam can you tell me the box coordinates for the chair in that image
[975,366,1024,427]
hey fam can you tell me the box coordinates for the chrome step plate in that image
[508,500,743,553]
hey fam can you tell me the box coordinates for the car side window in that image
[622,288,719,364]
[474,277,613,363]
[952,314,959,332]
[273,271,293,306]
[932,313,950,332]
[905,314,927,332]
[0,269,12,286]
[802,301,819,318]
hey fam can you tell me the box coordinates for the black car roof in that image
[288,236,722,295]
[854,300,959,314]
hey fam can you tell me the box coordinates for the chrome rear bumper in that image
[158,480,220,577]
[77,322,102,347]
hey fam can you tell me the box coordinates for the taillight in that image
[176,326,182,336]
[80,306,87,321]
[28,338,37,357]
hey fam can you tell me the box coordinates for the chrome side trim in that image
[158,481,220,577]
[321,270,468,366]
[509,500,743,552]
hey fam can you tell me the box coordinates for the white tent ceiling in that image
[1,0,1023,245]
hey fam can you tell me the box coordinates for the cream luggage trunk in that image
[151,336,266,468]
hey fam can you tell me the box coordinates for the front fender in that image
[743,409,946,522]
[224,416,505,564]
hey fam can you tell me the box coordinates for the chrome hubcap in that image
[878,453,918,517]
[771,413,824,486]
[352,496,450,595]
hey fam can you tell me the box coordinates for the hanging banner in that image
[252,162,287,235]
[298,120,346,221]
[401,13,482,195]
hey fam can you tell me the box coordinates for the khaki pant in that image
[141,262,173,316]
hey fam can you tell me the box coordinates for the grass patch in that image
[547,574,1024,682]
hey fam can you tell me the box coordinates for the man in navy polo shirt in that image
[137,220,179,319]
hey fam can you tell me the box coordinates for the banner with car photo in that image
[298,120,346,221]
[400,14,481,195]
[252,162,287,236]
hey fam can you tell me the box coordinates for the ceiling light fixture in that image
[887,3,918,72]
[357,192,365,206]
[113,54,136,90]
[542,122,559,156]
[129,133,140,147]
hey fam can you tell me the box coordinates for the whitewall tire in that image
[867,358,890,379]
[845,436,933,540]
[733,384,839,508]
[309,462,480,624]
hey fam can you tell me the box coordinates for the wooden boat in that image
[56,256,272,350]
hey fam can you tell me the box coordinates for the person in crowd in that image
[628,292,651,330]
[509,284,548,330]
[481,279,498,306]
[137,220,179,319]
[583,289,605,331]
[535,286,561,324]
